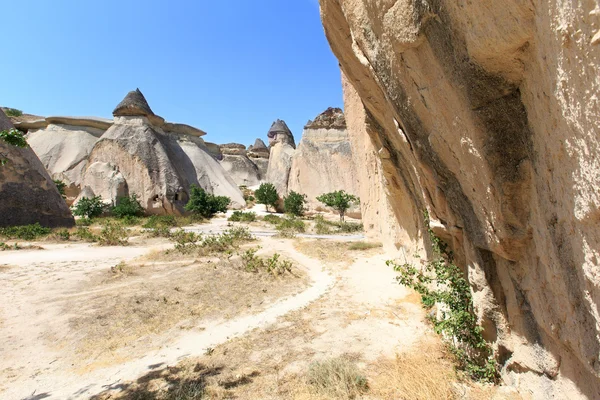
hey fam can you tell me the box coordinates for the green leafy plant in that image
[255,183,279,212]
[276,216,306,238]
[316,190,359,222]
[387,211,499,382]
[240,247,293,276]
[97,221,129,246]
[143,215,178,229]
[53,179,67,198]
[0,223,51,240]
[228,211,256,222]
[0,128,27,147]
[314,215,332,235]
[72,196,105,219]
[112,194,144,218]
[3,108,23,117]
[262,214,282,225]
[185,185,230,218]
[284,191,307,216]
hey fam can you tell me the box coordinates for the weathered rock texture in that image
[320,0,600,398]
[80,90,244,214]
[288,108,360,208]
[218,143,261,187]
[0,109,74,227]
[266,120,296,195]
[247,138,270,181]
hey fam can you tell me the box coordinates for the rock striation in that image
[288,108,359,208]
[320,0,600,398]
[218,143,261,187]
[0,109,74,227]
[265,120,296,195]
[247,138,270,181]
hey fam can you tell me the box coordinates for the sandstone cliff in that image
[320,0,600,398]
[265,120,296,195]
[288,108,360,208]
[0,109,74,227]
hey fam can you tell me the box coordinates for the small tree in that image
[255,183,279,212]
[284,191,307,216]
[316,190,359,222]
[72,196,105,219]
[112,194,145,218]
[185,185,230,218]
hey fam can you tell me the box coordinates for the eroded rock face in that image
[320,0,600,398]
[265,120,296,195]
[288,108,360,208]
[0,109,74,227]
[218,143,261,187]
[247,138,270,180]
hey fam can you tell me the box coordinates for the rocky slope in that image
[288,108,359,207]
[0,109,74,227]
[320,0,600,398]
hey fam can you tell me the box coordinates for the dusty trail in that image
[0,232,334,400]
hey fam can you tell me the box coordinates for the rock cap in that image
[113,88,155,117]
[305,107,346,130]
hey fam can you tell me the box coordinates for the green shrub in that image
[0,223,51,240]
[52,228,71,241]
[387,211,498,382]
[0,128,27,147]
[307,357,369,398]
[4,108,23,117]
[112,194,144,218]
[240,247,293,276]
[74,227,98,242]
[314,215,332,235]
[53,179,67,198]
[284,191,307,216]
[143,215,178,229]
[262,214,282,225]
[255,183,279,212]
[336,222,363,233]
[316,190,359,222]
[72,196,105,219]
[185,185,230,218]
[228,211,256,222]
[119,215,142,226]
[97,221,129,246]
[276,216,306,238]
[169,227,254,255]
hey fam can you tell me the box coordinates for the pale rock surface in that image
[288,108,359,208]
[265,120,296,195]
[320,0,600,398]
[218,143,261,187]
[247,138,270,180]
[0,109,74,227]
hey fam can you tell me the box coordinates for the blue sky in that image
[1,0,342,145]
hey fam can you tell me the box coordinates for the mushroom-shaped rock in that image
[267,119,295,148]
[265,120,296,195]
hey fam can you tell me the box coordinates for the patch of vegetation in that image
[276,216,306,238]
[185,185,230,218]
[143,215,178,229]
[228,211,256,222]
[240,247,293,276]
[348,241,382,251]
[74,227,98,242]
[0,223,51,240]
[255,183,279,212]
[4,108,23,117]
[0,128,27,147]
[97,221,129,246]
[50,228,71,241]
[53,179,67,198]
[262,214,282,225]
[169,227,255,256]
[283,190,307,216]
[387,211,499,383]
[306,356,369,399]
[314,215,332,235]
[112,194,144,218]
[313,215,363,234]
[72,196,105,219]
[316,190,359,222]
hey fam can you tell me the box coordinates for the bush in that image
[336,222,363,233]
[307,357,369,398]
[262,214,282,225]
[53,179,67,198]
[169,227,254,255]
[185,185,230,218]
[0,223,51,240]
[284,191,307,216]
[240,247,293,276]
[143,215,177,229]
[255,183,279,212]
[314,215,332,235]
[74,227,98,242]
[228,211,256,222]
[276,216,306,238]
[51,228,71,241]
[72,196,105,219]
[97,221,129,246]
[4,108,23,117]
[316,190,359,222]
[112,194,144,218]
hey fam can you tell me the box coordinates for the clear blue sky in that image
[1,0,342,145]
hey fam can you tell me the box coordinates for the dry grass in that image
[294,240,383,266]
[65,255,307,368]
[347,241,382,251]
[304,356,368,399]
[368,339,458,399]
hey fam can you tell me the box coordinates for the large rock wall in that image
[320,0,600,398]
[0,110,74,227]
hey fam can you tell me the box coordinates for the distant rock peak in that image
[305,107,346,130]
[267,119,295,148]
[113,88,156,118]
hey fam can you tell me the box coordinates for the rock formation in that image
[288,108,359,208]
[247,138,270,181]
[320,0,600,398]
[0,109,74,227]
[265,120,296,195]
[80,89,245,214]
[218,143,261,187]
